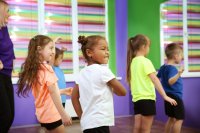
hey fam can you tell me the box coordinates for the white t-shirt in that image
[75,64,115,131]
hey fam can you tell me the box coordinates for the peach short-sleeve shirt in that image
[32,63,61,123]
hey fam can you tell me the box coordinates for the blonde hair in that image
[165,43,182,59]
[126,34,149,85]
[0,0,8,28]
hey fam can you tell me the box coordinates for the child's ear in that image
[173,54,178,59]
[37,46,42,52]
[86,49,92,57]
[141,45,146,50]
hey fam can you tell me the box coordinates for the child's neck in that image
[87,60,102,66]
[136,51,145,57]
[53,65,59,67]
[40,61,48,64]
[167,59,176,66]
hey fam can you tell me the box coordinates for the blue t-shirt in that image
[157,64,183,99]
[53,66,66,103]
[0,26,15,76]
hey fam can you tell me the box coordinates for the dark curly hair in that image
[78,35,106,61]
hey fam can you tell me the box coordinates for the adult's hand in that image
[0,60,3,70]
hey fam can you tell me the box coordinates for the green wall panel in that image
[127,0,167,69]
[108,0,116,74]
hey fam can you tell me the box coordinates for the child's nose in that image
[52,50,55,55]
[106,50,109,54]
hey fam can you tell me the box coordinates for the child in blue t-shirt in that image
[53,47,72,107]
[157,43,184,133]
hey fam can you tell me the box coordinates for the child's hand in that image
[65,87,73,96]
[164,95,177,106]
[54,37,63,44]
[178,66,184,75]
[61,47,67,52]
[60,87,73,96]
[0,60,3,70]
[62,112,72,126]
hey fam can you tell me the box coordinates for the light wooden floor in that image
[9,116,200,133]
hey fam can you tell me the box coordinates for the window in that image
[7,0,107,83]
[44,0,73,74]
[77,0,106,69]
[7,0,39,77]
[160,0,200,77]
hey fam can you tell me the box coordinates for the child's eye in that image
[100,47,106,50]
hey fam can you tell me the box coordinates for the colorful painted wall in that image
[127,0,200,129]
[12,0,200,130]
[12,0,131,127]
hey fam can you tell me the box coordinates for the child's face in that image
[88,39,109,64]
[144,37,151,56]
[175,50,183,64]
[54,54,63,66]
[39,41,55,63]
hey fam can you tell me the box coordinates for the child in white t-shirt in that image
[71,35,127,133]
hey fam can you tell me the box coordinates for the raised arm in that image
[53,37,62,44]
[48,83,72,126]
[168,67,184,85]
[107,78,126,96]
[71,84,82,119]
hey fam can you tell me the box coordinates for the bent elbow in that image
[118,89,127,96]
[168,82,173,86]
[168,80,174,86]
[122,90,127,96]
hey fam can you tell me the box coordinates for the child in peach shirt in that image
[17,35,72,133]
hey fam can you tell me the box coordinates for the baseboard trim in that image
[11,124,40,129]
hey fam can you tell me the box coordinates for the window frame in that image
[160,0,200,78]
[12,0,108,84]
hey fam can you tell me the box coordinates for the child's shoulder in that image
[134,56,150,61]
[133,56,153,66]
[165,64,176,69]
[81,64,111,73]
[160,64,177,71]
[86,64,108,68]
[40,63,54,73]
[95,64,110,71]
[52,66,61,71]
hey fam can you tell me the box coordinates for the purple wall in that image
[12,0,200,130]
[12,0,131,127]
[113,0,131,116]
[115,0,200,130]
[155,78,200,129]
[12,85,38,126]
[12,82,75,127]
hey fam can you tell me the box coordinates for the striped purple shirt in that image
[0,26,15,76]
